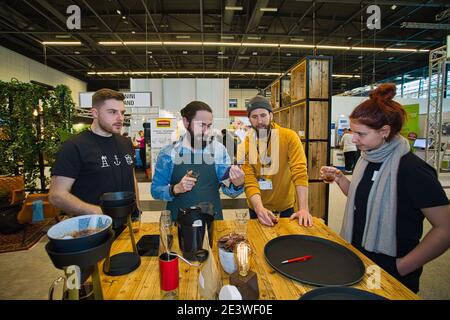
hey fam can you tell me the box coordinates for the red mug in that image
[159,252,179,292]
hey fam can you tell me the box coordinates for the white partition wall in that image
[130,77,229,126]
[196,79,229,119]
[163,79,196,114]
[130,78,163,108]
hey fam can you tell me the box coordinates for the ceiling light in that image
[88,70,361,78]
[358,56,363,59]
[122,16,126,19]
[74,51,80,54]
[182,50,188,54]
[42,41,82,45]
[111,51,116,54]
[395,42,406,46]
[238,56,250,59]
[176,35,191,39]
[386,48,419,52]
[252,52,258,55]
[247,36,261,40]
[260,8,278,12]
[317,45,350,50]
[388,57,394,60]
[347,36,352,40]
[55,35,71,39]
[391,5,397,10]
[217,56,228,59]
[244,42,278,47]
[257,26,268,30]
[131,31,135,34]
[351,46,384,51]
[225,6,243,11]
[116,9,121,15]
[333,74,360,78]
[286,53,292,56]
[290,38,304,42]
[218,51,223,54]
[280,44,315,48]
[160,24,169,28]
[147,51,152,54]
[95,41,428,54]
[202,42,240,46]
[221,35,234,40]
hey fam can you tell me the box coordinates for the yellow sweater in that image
[242,122,308,212]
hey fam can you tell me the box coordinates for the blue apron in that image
[166,149,223,221]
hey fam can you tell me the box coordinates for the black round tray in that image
[264,235,365,287]
[299,287,387,300]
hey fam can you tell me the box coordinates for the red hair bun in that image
[370,83,397,101]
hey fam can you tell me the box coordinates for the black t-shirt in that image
[51,130,135,205]
[352,152,449,257]
[351,152,448,293]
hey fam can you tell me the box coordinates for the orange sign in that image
[156,119,171,128]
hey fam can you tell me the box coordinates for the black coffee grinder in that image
[100,191,141,276]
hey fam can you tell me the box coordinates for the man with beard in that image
[49,89,141,217]
[151,101,245,220]
[242,95,313,227]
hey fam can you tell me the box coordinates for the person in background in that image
[220,129,239,164]
[340,128,358,173]
[242,95,312,227]
[234,121,248,144]
[136,130,146,169]
[320,83,450,293]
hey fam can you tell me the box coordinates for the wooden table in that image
[99,218,420,300]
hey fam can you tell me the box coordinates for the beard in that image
[98,118,122,134]
[187,126,208,150]
[253,123,271,138]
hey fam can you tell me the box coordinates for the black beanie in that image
[246,95,273,115]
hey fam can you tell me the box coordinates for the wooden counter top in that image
[99,218,420,300]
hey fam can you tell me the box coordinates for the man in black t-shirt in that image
[49,89,140,216]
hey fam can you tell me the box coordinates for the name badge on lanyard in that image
[258,178,273,190]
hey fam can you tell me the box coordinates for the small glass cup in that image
[132,209,142,233]
[272,211,280,224]
[186,170,200,179]
[160,210,173,252]
[235,210,248,239]
[321,167,340,184]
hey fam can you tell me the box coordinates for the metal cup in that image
[159,252,179,299]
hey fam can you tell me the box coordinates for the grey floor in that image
[1,174,449,300]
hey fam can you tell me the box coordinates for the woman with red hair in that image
[321,84,450,293]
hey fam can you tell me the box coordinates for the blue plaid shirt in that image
[151,138,244,201]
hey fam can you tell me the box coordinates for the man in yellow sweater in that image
[242,95,313,227]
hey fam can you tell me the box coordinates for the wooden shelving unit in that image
[266,56,332,222]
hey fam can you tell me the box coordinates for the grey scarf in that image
[340,135,410,257]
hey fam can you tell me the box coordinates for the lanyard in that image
[255,128,272,167]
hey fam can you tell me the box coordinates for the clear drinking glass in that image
[160,210,173,252]
[235,210,248,239]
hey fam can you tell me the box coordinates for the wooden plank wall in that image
[269,57,331,221]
